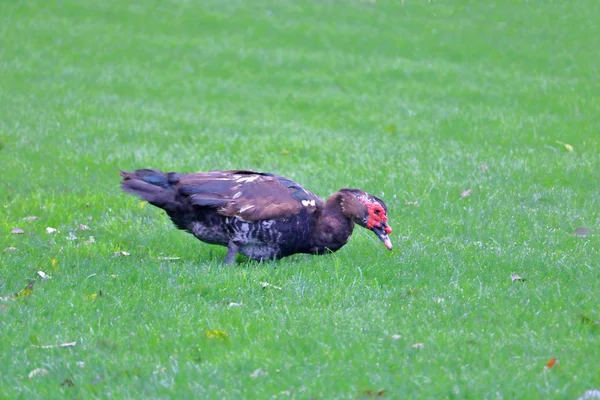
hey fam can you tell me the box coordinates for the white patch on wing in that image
[233,191,242,199]
[236,176,259,183]
[301,199,316,207]
[239,204,255,213]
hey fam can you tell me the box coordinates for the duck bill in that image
[373,226,393,250]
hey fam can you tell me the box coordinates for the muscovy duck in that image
[120,169,392,264]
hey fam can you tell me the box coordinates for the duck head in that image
[338,189,393,250]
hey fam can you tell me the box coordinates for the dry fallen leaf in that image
[3,247,18,253]
[37,271,51,280]
[362,389,386,397]
[11,228,24,234]
[85,290,103,300]
[411,343,425,349]
[28,368,50,379]
[60,378,75,387]
[260,282,282,290]
[35,341,77,349]
[545,357,557,369]
[556,141,574,152]
[15,280,35,298]
[579,314,600,326]
[460,188,472,199]
[250,368,267,379]
[511,273,526,282]
[204,329,229,340]
[579,390,600,400]
[46,227,58,234]
[114,251,130,257]
[574,227,591,238]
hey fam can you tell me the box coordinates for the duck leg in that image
[224,241,239,265]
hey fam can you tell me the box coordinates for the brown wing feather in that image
[175,170,324,221]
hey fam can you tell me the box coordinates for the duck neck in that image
[310,192,355,253]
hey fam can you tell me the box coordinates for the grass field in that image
[1,0,599,398]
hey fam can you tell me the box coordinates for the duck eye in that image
[374,209,380,215]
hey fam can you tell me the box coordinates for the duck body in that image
[120,169,392,264]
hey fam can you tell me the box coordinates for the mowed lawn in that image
[1,0,599,398]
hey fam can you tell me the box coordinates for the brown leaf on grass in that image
[85,290,103,300]
[28,368,50,379]
[362,389,386,397]
[511,273,526,282]
[11,228,24,234]
[60,378,75,387]
[545,357,557,368]
[3,247,18,253]
[579,314,600,326]
[113,251,130,257]
[460,189,472,199]
[556,141,574,152]
[411,343,425,349]
[15,280,35,298]
[204,330,229,340]
[573,227,591,238]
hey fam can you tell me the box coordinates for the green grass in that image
[1,0,599,398]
